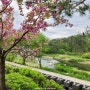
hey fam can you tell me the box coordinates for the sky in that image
[11,0,90,40]
[42,12,90,39]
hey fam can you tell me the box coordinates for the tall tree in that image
[0,0,90,89]
[30,33,48,68]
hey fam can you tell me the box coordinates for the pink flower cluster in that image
[1,0,11,5]
[0,0,74,49]
[21,5,49,33]
[59,18,73,27]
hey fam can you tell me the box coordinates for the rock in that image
[72,83,83,90]
[56,78,65,85]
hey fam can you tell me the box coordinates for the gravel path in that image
[6,61,90,86]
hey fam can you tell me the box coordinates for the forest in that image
[47,30,90,55]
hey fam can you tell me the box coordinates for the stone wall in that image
[43,73,90,90]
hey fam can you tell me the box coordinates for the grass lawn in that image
[6,53,90,81]
[45,54,90,62]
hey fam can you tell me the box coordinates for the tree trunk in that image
[23,57,26,65]
[38,57,42,69]
[0,55,6,90]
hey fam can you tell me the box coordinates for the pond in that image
[36,58,58,68]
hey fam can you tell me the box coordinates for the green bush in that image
[5,65,63,90]
[55,63,73,73]
[13,55,23,64]
[45,80,63,90]
[5,65,20,74]
[19,68,62,90]
[55,63,90,81]
[18,68,47,87]
[66,51,78,55]
[6,73,40,90]
[18,68,63,89]
[6,53,17,62]
[59,49,65,54]
[82,52,90,59]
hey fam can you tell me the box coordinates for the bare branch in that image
[72,0,86,9]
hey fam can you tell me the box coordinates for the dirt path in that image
[6,61,90,86]
[79,61,90,64]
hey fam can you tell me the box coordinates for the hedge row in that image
[5,65,63,90]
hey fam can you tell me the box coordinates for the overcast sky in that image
[12,0,90,39]
[42,12,90,39]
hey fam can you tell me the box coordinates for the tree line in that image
[47,31,90,54]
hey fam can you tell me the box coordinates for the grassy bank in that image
[43,62,90,81]
[6,53,90,82]
[5,65,63,90]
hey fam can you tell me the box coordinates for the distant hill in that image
[48,32,90,54]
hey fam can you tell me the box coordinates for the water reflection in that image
[36,58,58,68]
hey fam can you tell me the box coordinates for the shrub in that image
[5,65,63,90]
[13,55,23,64]
[55,63,90,81]
[5,65,20,74]
[6,53,17,62]
[45,80,63,90]
[6,73,40,90]
[65,61,90,71]
[82,52,90,59]
[59,49,65,54]
[55,63,73,73]
[18,68,62,89]
[66,51,78,55]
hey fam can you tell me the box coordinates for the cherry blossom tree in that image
[0,0,90,89]
[12,46,37,65]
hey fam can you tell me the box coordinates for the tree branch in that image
[4,31,28,55]
[0,18,4,40]
[0,0,12,13]
[72,0,86,9]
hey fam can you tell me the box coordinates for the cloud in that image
[41,14,90,39]
[42,11,90,39]
[10,0,28,29]
[11,0,90,39]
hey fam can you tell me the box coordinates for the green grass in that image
[6,73,40,90]
[45,54,90,71]
[6,54,39,68]
[64,60,90,71]
[26,59,39,68]
[13,55,23,64]
[6,53,90,81]
[43,63,90,81]
[46,54,90,62]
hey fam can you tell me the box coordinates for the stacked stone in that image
[42,73,90,90]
